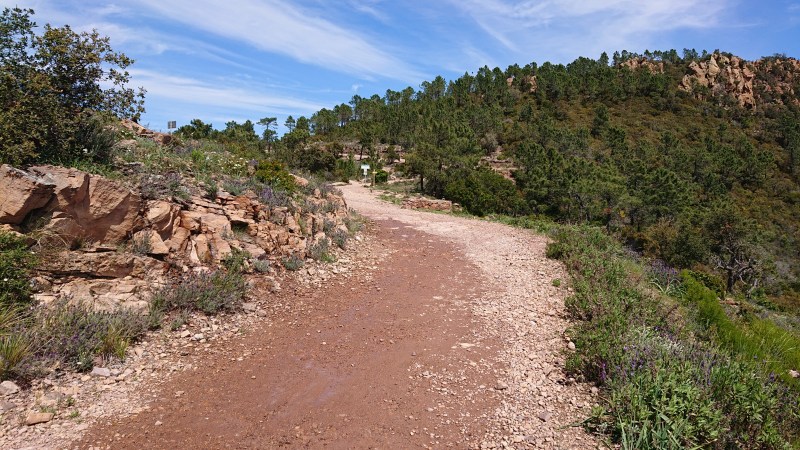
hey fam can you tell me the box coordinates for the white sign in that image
[360,164,370,182]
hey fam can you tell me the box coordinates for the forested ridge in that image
[251,49,800,313]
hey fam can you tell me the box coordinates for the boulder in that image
[146,200,180,238]
[0,164,55,224]
[290,174,309,187]
[25,412,54,426]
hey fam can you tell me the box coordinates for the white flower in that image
[82,148,88,154]
[2,278,7,282]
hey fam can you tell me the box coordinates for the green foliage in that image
[254,160,297,193]
[374,169,389,184]
[149,269,247,315]
[545,222,800,447]
[307,238,335,262]
[444,166,526,216]
[281,254,304,271]
[300,49,800,303]
[683,273,800,388]
[0,7,144,166]
[221,247,249,273]
[24,300,148,374]
[0,231,36,308]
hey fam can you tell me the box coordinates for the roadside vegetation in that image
[498,217,800,448]
[0,8,362,383]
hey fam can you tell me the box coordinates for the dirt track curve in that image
[75,183,599,450]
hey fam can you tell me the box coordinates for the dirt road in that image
[76,184,597,449]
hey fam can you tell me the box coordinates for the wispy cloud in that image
[129,0,423,82]
[129,69,324,116]
[449,0,731,58]
[347,0,391,23]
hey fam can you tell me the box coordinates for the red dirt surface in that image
[77,220,502,449]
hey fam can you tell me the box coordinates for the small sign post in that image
[167,121,177,130]
[360,163,370,184]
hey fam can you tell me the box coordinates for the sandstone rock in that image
[290,174,309,187]
[209,233,232,261]
[165,226,191,253]
[0,380,20,395]
[192,234,211,264]
[25,412,54,426]
[42,252,168,278]
[91,367,112,377]
[29,165,143,244]
[179,210,204,231]
[146,200,180,238]
[131,229,169,256]
[0,164,55,224]
[707,56,721,77]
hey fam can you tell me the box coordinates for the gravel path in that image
[2,182,601,450]
[341,183,601,449]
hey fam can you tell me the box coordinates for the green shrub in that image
[253,259,270,273]
[282,254,304,271]
[0,332,31,380]
[0,231,36,308]
[308,238,335,262]
[150,269,247,315]
[26,300,147,373]
[330,228,349,249]
[547,224,800,448]
[222,247,249,273]
[0,8,144,166]
[374,169,389,184]
[254,160,296,193]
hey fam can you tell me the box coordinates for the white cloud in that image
[128,0,423,82]
[129,69,324,115]
[449,0,731,58]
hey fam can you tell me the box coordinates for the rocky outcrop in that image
[1,165,352,311]
[680,52,800,108]
[680,53,757,107]
[28,165,144,245]
[119,119,173,146]
[0,165,55,225]
[620,57,664,74]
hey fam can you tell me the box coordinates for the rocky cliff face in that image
[679,52,800,108]
[0,164,351,311]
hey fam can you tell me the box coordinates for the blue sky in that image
[14,0,800,135]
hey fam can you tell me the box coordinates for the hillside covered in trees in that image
[222,49,800,313]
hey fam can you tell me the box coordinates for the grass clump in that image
[308,238,335,263]
[14,300,149,376]
[149,269,247,316]
[0,231,37,308]
[282,254,304,271]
